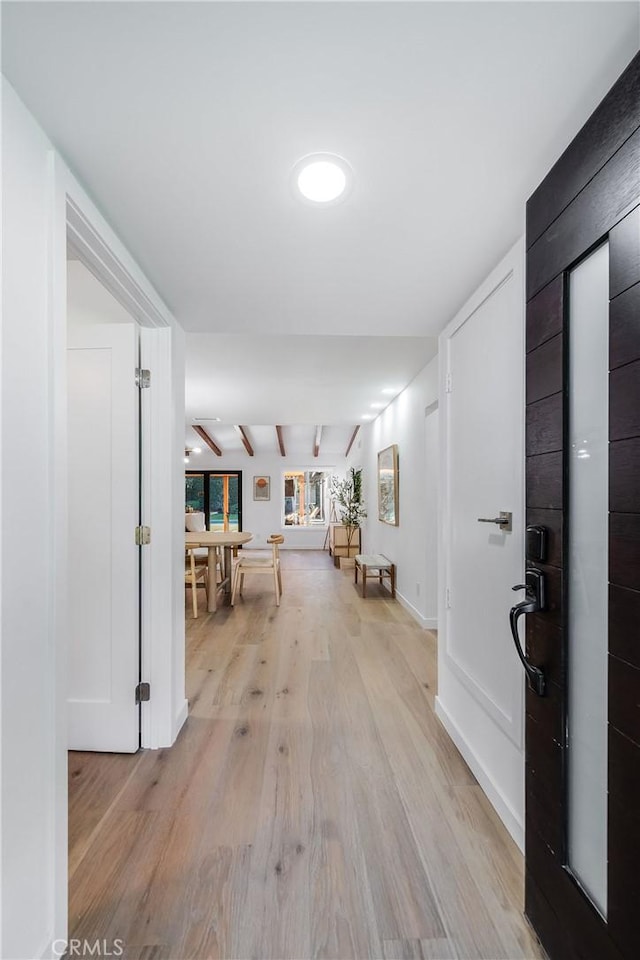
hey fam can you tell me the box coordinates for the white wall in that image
[1,79,185,958]
[188,450,347,550]
[348,356,439,628]
[67,259,134,327]
[1,76,58,960]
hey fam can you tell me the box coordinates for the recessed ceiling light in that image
[293,153,352,204]
[382,387,398,396]
[361,414,373,420]
[370,402,385,409]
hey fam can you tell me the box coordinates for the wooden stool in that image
[354,554,396,599]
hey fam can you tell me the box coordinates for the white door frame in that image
[424,399,439,632]
[49,155,186,947]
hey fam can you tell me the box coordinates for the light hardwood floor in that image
[69,551,544,960]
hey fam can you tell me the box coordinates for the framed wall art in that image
[253,476,270,501]
[377,444,399,525]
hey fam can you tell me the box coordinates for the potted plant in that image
[329,467,367,567]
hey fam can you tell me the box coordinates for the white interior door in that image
[437,243,526,845]
[445,268,524,737]
[67,322,140,752]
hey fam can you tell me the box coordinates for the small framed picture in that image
[253,476,270,501]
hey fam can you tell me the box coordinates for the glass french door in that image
[185,471,242,532]
[209,473,240,531]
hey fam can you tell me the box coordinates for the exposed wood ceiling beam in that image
[192,424,222,456]
[235,425,254,457]
[345,425,360,458]
[313,425,323,458]
[275,425,286,457]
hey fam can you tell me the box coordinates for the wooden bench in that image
[354,554,396,599]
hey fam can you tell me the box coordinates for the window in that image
[283,471,328,526]
[185,473,205,513]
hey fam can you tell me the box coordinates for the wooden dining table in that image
[185,530,253,612]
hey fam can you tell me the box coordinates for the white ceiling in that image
[6,2,639,447]
[3,1,639,341]
[185,333,436,427]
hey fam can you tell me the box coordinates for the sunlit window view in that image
[185,473,205,512]
[283,471,327,525]
[185,471,241,531]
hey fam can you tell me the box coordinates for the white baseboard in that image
[281,545,327,550]
[435,695,524,851]
[173,698,189,740]
[396,589,437,632]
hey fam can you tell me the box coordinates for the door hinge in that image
[135,525,151,546]
[135,682,151,704]
[135,367,151,389]
[445,372,453,393]
[446,587,452,609]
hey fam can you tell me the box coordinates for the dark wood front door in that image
[523,53,640,960]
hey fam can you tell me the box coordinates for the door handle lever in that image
[477,511,513,531]
[509,603,546,696]
[508,569,546,697]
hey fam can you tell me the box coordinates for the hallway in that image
[69,552,543,960]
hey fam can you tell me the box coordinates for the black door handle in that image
[509,569,546,697]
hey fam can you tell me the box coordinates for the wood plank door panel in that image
[524,51,640,960]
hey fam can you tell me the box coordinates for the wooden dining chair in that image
[185,511,222,599]
[231,535,284,607]
[185,547,209,618]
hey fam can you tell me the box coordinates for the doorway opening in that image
[66,251,145,935]
[58,186,179,950]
